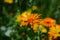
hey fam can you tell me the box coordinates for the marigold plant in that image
[1,0,60,40]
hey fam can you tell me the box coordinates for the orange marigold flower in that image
[48,31,60,39]
[41,18,56,27]
[20,13,40,28]
[49,24,60,39]
[48,30,57,39]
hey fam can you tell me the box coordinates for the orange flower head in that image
[41,18,56,27]
[20,13,40,28]
[49,24,60,39]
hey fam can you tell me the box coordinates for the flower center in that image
[46,22,50,24]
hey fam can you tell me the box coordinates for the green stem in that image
[46,28,49,40]
[38,31,40,40]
